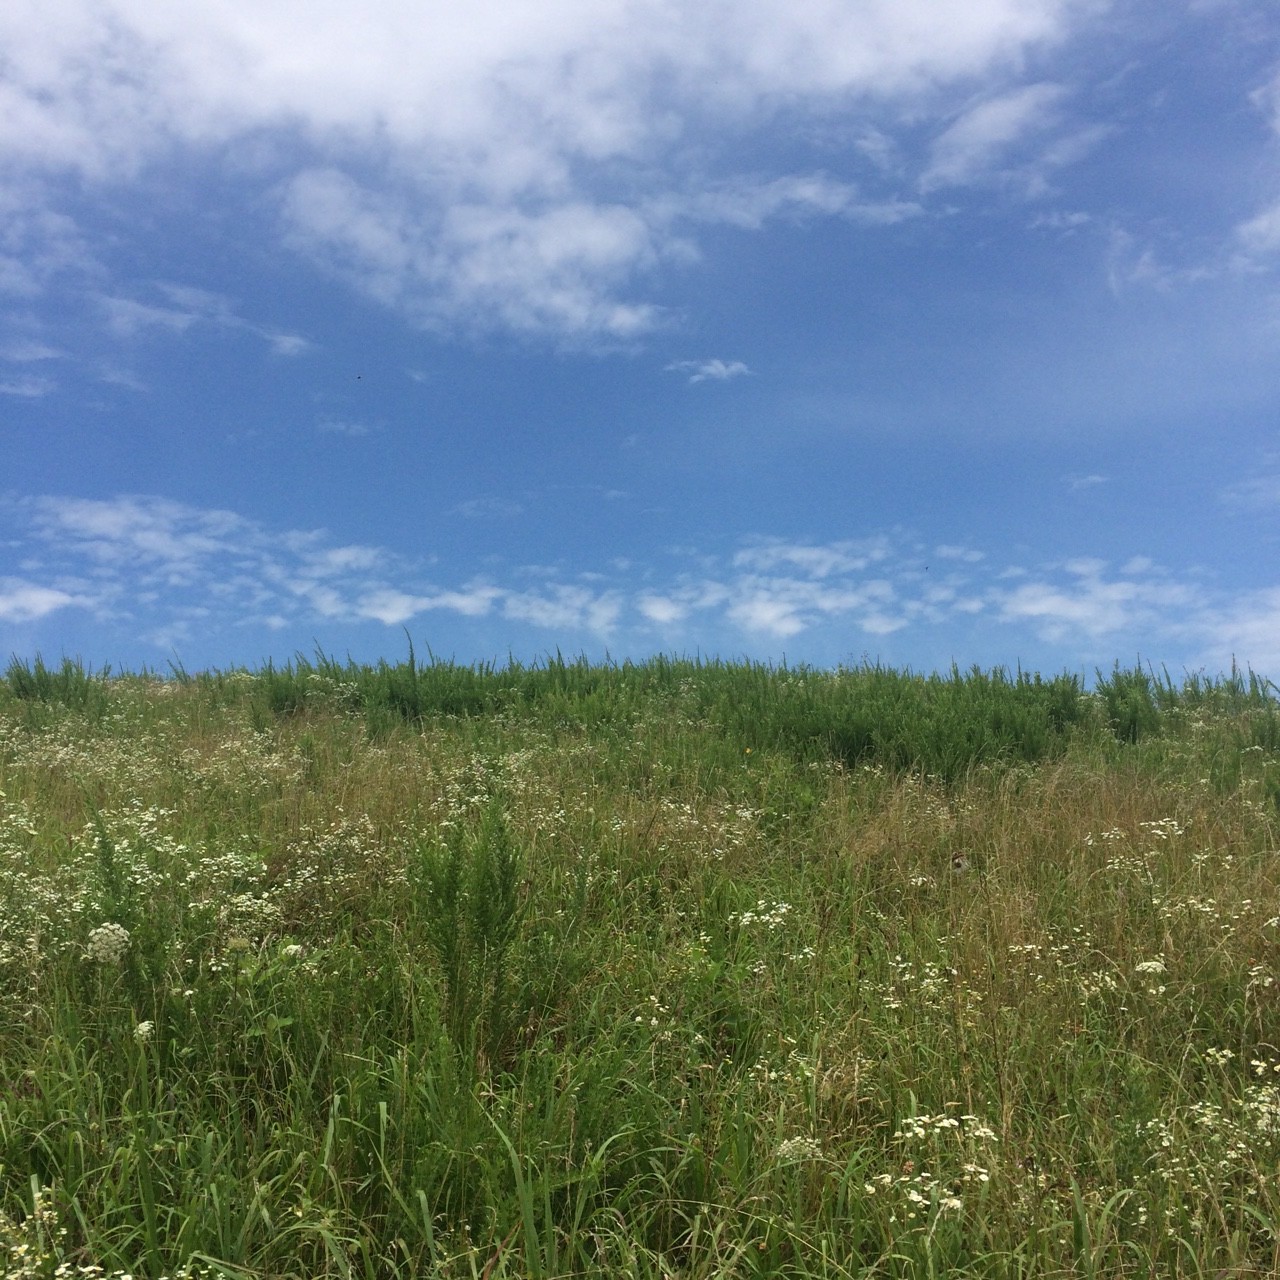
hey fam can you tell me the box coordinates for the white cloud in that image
[1237,202,1280,257]
[675,173,921,229]
[354,589,435,626]
[994,558,1199,641]
[0,0,1095,339]
[503,585,622,632]
[1221,472,1280,510]
[1249,64,1280,135]
[637,593,687,625]
[420,587,503,617]
[1,339,63,361]
[665,358,751,384]
[1205,587,1280,676]
[1030,209,1091,231]
[935,544,984,563]
[733,537,890,577]
[16,494,1280,678]
[317,419,374,438]
[0,576,93,622]
[282,170,665,338]
[0,184,98,298]
[921,83,1067,190]
[0,374,55,397]
[727,593,808,637]
[454,497,525,519]
[98,285,311,352]
[31,495,253,579]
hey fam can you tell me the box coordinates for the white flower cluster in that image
[895,1112,998,1144]
[730,900,792,929]
[775,1135,823,1162]
[85,922,130,965]
[1139,817,1186,839]
[133,1021,154,1044]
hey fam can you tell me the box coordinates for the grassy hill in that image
[2,655,1278,1278]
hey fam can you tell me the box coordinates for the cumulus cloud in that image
[0,0,1097,339]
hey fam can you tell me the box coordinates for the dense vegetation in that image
[2,654,1278,1277]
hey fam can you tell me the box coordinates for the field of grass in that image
[1,653,1279,1279]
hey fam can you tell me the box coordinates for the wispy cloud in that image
[1236,202,1280,258]
[0,182,100,298]
[454,497,525,519]
[98,285,312,354]
[993,557,1200,643]
[7,494,1277,675]
[1249,63,1280,135]
[674,174,922,230]
[1,339,63,362]
[734,538,890,578]
[316,419,374,438]
[920,84,1068,191]
[935,544,984,563]
[665,358,751,384]
[1220,470,1280,511]
[0,374,55,397]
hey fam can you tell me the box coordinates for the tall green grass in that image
[0,655,1278,1277]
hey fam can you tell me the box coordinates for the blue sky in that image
[3,0,1280,678]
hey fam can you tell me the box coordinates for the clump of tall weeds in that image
[415,796,527,1070]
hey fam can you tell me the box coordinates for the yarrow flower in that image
[86,922,130,965]
[134,1020,155,1044]
[1135,959,1166,975]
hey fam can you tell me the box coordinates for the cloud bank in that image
[1,0,1100,339]
[6,493,1280,676]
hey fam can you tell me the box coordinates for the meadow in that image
[1,652,1278,1279]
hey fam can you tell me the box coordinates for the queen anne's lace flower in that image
[776,1136,823,1161]
[85,922,130,965]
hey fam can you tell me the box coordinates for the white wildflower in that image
[1135,959,1166,975]
[133,1021,155,1044]
[85,922,130,965]
[776,1135,823,1161]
